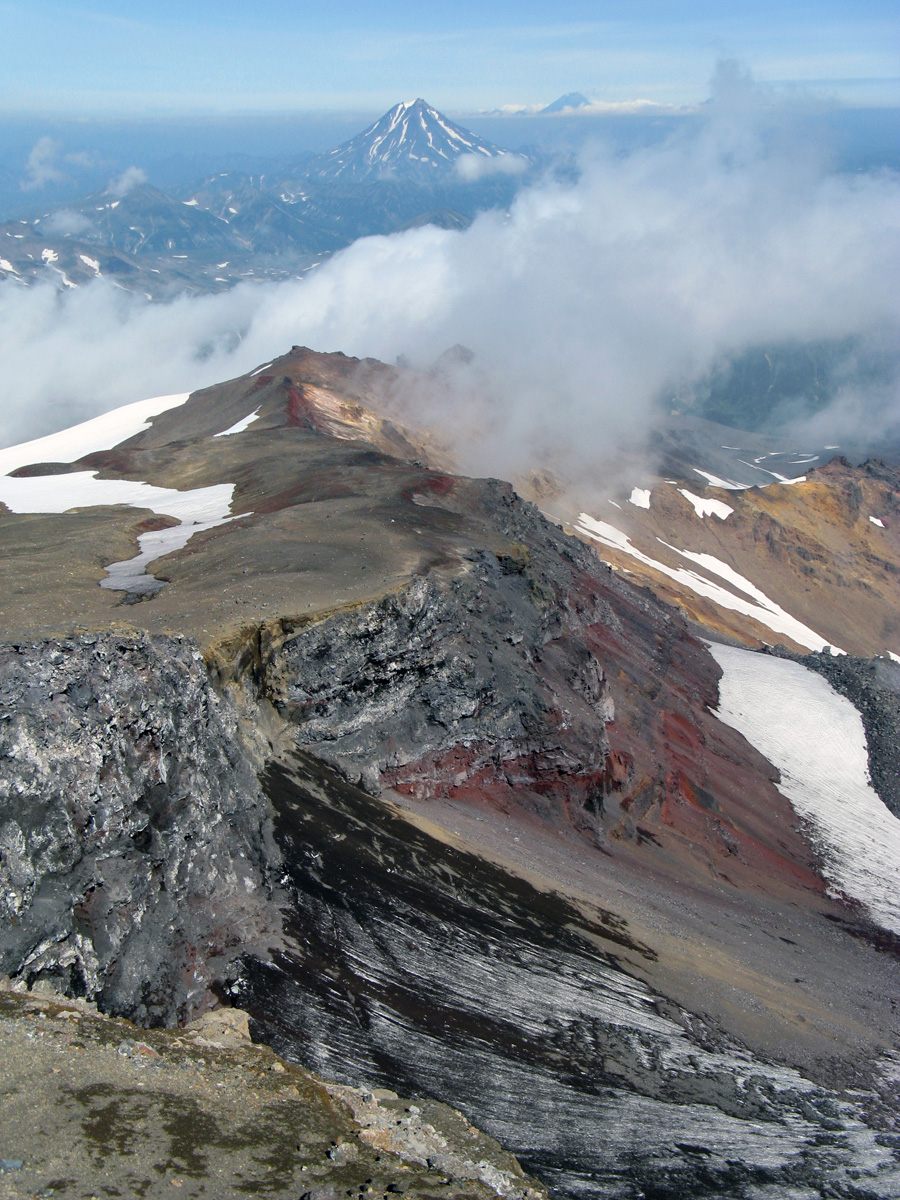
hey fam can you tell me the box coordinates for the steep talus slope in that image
[1,347,899,1198]
[567,456,900,657]
[241,753,900,1200]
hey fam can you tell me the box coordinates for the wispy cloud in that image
[108,166,147,197]
[1,65,897,475]
[21,136,65,190]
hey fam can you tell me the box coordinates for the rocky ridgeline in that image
[266,559,613,805]
[0,631,282,1025]
[0,484,628,1026]
[236,480,630,819]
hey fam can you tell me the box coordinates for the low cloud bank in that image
[455,152,528,181]
[2,64,898,480]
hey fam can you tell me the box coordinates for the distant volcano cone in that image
[304,97,521,181]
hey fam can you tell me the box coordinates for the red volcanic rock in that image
[260,473,828,909]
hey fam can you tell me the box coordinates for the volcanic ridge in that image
[1,347,899,1200]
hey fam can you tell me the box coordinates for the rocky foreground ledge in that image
[0,978,545,1200]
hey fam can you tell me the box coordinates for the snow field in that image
[710,643,900,934]
[0,391,239,591]
[0,393,190,475]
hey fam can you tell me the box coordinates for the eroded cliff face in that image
[260,513,614,810]
[244,476,831,913]
[0,631,282,1025]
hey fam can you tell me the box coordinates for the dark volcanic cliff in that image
[0,631,282,1025]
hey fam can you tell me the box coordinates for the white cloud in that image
[21,137,65,191]
[108,166,147,198]
[44,210,95,236]
[455,152,529,182]
[1,64,898,478]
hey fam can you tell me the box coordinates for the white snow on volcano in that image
[0,393,190,476]
[710,644,900,935]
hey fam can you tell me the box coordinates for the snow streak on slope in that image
[575,513,837,652]
[214,408,260,437]
[0,393,237,593]
[100,507,239,595]
[306,98,518,182]
[0,393,190,476]
[678,488,734,519]
[710,644,900,935]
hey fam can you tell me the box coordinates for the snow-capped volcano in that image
[305,98,523,182]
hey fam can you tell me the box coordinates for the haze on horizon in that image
[0,4,897,478]
[2,0,897,114]
[1,64,898,482]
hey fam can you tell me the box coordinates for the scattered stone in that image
[184,1007,252,1047]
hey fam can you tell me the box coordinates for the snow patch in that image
[100,500,240,595]
[0,393,191,476]
[214,408,260,437]
[78,254,101,273]
[629,487,651,509]
[249,361,273,377]
[678,489,734,520]
[0,258,18,274]
[41,248,58,264]
[0,470,233,522]
[710,644,900,935]
[0,469,237,595]
[869,516,885,528]
[692,468,747,491]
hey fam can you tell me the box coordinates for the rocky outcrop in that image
[0,981,545,1200]
[262,516,615,810]
[250,478,830,905]
[0,631,282,1025]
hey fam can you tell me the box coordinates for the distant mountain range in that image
[0,100,534,297]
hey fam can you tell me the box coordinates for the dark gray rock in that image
[258,482,622,810]
[0,631,282,1024]
[264,565,611,798]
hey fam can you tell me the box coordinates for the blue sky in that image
[1,0,897,113]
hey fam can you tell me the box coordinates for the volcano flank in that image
[1,347,899,1200]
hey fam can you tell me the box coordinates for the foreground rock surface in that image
[0,982,543,1200]
[0,631,282,1024]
